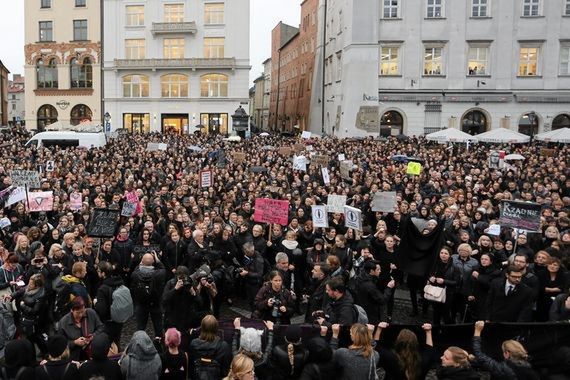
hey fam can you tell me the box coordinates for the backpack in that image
[110,285,134,323]
[0,302,16,352]
[347,276,361,305]
[132,273,156,304]
[52,278,73,321]
[353,304,369,324]
[1,367,26,380]
[194,357,221,380]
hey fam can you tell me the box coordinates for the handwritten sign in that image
[253,198,289,225]
[147,143,168,152]
[87,209,119,237]
[26,191,54,212]
[301,131,311,139]
[293,156,307,171]
[371,192,397,212]
[338,154,346,161]
[121,202,137,217]
[233,152,246,163]
[69,192,83,210]
[9,170,40,188]
[344,205,362,231]
[311,205,329,228]
[278,147,292,156]
[499,200,541,232]
[340,160,352,180]
[5,187,26,208]
[293,143,304,153]
[312,155,329,166]
[321,167,330,185]
[406,162,422,176]
[200,170,213,188]
[327,195,347,213]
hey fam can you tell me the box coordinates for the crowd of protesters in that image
[0,128,568,379]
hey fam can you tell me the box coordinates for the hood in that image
[91,333,111,360]
[305,337,332,362]
[104,275,124,288]
[282,240,299,250]
[127,331,158,360]
[192,338,222,357]
[61,274,81,284]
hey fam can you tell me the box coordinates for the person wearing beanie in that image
[271,324,308,380]
[35,334,80,380]
[120,330,162,380]
[78,333,122,380]
[0,339,36,380]
[232,318,274,380]
[160,328,189,380]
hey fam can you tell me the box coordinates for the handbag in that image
[424,283,447,303]
[20,315,37,336]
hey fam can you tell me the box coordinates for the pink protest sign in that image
[26,191,54,212]
[70,192,83,210]
[253,198,289,226]
[125,191,142,216]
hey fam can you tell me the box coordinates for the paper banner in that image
[9,170,40,188]
[371,191,397,212]
[327,194,347,213]
[26,191,54,212]
[278,147,292,156]
[301,131,311,139]
[121,202,137,217]
[312,205,329,228]
[321,167,330,185]
[488,150,505,169]
[344,205,362,231]
[499,200,541,232]
[69,192,83,210]
[406,162,422,175]
[293,156,307,171]
[6,187,27,208]
[200,170,213,188]
[253,198,289,225]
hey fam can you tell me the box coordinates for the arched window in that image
[36,58,58,88]
[462,110,488,135]
[70,57,93,88]
[518,113,539,136]
[552,114,570,130]
[122,75,149,97]
[161,74,188,98]
[200,74,228,97]
[70,104,93,126]
[380,110,404,137]
[37,104,58,131]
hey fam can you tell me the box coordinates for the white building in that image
[8,75,26,126]
[103,0,250,134]
[310,0,570,137]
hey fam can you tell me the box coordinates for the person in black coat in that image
[0,339,36,380]
[305,263,330,323]
[162,229,187,278]
[485,265,534,322]
[254,271,295,324]
[425,246,460,325]
[185,229,210,271]
[469,253,502,320]
[239,242,267,313]
[78,333,122,380]
[436,345,480,380]
[322,276,356,326]
[271,324,309,380]
[299,336,338,380]
[94,261,126,348]
[353,260,394,324]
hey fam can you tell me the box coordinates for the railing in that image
[151,22,197,35]
[113,58,236,70]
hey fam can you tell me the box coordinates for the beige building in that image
[24,0,101,131]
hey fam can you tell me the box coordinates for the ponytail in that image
[287,342,295,375]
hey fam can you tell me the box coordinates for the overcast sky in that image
[0,0,300,85]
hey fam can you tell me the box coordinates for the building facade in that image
[269,0,318,132]
[24,0,101,131]
[0,61,9,126]
[8,74,25,126]
[103,0,250,135]
[310,0,570,137]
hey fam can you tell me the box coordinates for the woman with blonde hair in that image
[473,321,539,379]
[224,354,255,380]
[271,324,308,379]
[437,346,479,380]
[330,323,379,380]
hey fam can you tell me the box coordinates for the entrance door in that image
[200,113,228,135]
[123,113,150,133]
[161,114,189,134]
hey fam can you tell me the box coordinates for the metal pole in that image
[321,0,327,135]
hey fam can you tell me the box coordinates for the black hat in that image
[285,324,302,344]
[47,334,68,358]
[314,238,324,246]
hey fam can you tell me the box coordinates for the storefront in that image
[161,113,188,134]
[123,113,150,133]
[200,113,228,135]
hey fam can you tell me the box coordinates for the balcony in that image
[151,22,197,35]
[113,58,237,70]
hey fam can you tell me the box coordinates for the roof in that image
[0,60,9,74]
[262,57,271,64]
[8,85,24,94]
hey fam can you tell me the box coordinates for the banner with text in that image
[499,200,541,231]
[344,205,363,231]
[26,191,54,212]
[254,198,289,226]
[327,195,347,213]
[371,191,398,212]
[9,170,40,188]
[311,205,329,228]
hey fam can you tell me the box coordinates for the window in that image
[161,74,188,97]
[560,46,570,75]
[427,0,443,18]
[565,0,570,15]
[126,5,145,26]
[336,53,342,81]
[75,0,86,7]
[41,0,51,8]
[70,57,92,88]
[164,4,184,22]
[70,104,92,126]
[200,74,228,97]
[164,38,185,59]
[203,37,224,58]
[380,46,400,75]
[383,0,400,18]
[204,3,224,24]
[467,46,489,75]
[39,21,53,42]
[36,58,58,88]
[472,0,488,17]
[522,0,540,16]
[122,75,149,97]
[125,39,145,59]
[73,20,88,40]
[37,105,58,131]
[424,46,444,75]
[518,47,539,76]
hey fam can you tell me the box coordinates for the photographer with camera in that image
[162,265,197,344]
[190,266,218,328]
[131,252,165,338]
[254,271,294,324]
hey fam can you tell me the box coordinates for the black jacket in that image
[324,292,356,326]
[35,359,80,380]
[242,253,266,287]
[94,275,124,322]
[354,272,392,324]
[549,293,570,321]
[472,336,539,380]
[130,262,166,306]
[185,240,210,271]
[436,365,480,380]
[162,277,197,331]
[254,282,295,324]
[163,240,187,274]
[271,344,309,380]
[484,278,534,322]
[188,337,231,377]
[305,277,329,323]
[470,265,502,319]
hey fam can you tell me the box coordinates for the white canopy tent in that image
[425,128,477,143]
[476,128,530,143]
[534,127,570,144]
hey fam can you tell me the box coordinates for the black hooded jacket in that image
[78,334,122,380]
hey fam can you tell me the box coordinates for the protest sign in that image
[233,152,246,163]
[371,192,397,212]
[312,155,329,166]
[69,192,83,210]
[87,209,119,237]
[121,202,137,217]
[146,143,159,151]
[540,148,556,157]
[293,143,304,153]
[5,187,26,208]
[340,160,352,180]
[200,170,213,188]
[486,224,501,236]
[301,131,311,139]
[293,156,307,171]
[338,153,346,161]
[9,170,40,188]
[344,205,362,231]
[133,244,161,257]
[406,162,422,176]
[499,200,541,231]
[306,145,314,151]
[278,146,292,156]
[488,150,505,169]
[311,205,329,228]
[253,198,289,225]
[321,167,330,185]
[45,161,55,172]
[26,191,54,212]
[327,195,347,213]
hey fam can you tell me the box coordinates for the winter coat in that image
[163,240,187,274]
[58,308,104,361]
[470,265,502,319]
[130,262,166,306]
[324,292,356,326]
[271,343,309,380]
[330,337,379,380]
[231,328,274,379]
[189,337,231,377]
[185,240,210,271]
[549,293,570,321]
[121,331,162,380]
[472,336,539,380]
[242,253,267,287]
[0,265,24,292]
[78,333,122,380]
[354,272,392,324]
[484,278,534,322]
[35,359,80,380]
[451,255,479,296]
[435,365,480,380]
[94,275,124,322]
[254,282,295,324]
[162,277,197,331]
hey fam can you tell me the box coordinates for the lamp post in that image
[104,112,111,136]
[527,111,536,145]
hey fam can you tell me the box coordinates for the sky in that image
[0,0,300,85]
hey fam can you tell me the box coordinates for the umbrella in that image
[261,145,274,150]
[224,135,242,142]
[535,127,570,144]
[259,132,270,137]
[250,166,268,173]
[425,128,477,143]
[195,124,206,129]
[476,128,530,143]
[407,156,425,164]
[188,145,203,152]
[395,134,409,141]
[390,154,408,162]
[504,153,525,161]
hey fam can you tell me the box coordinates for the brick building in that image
[0,60,9,126]
[269,0,318,133]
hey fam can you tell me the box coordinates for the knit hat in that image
[48,334,68,358]
[165,328,181,348]
[284,325,302,344]
[239,327,263,353]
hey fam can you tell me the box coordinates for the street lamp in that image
[527,111,536,145]
[104,112,111,136]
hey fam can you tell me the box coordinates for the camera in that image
[178,274,193,288]
[271,297,282,319]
